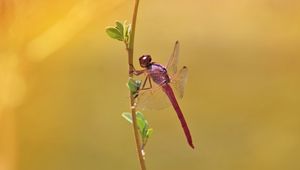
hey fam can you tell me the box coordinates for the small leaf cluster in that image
[106,21,131,46]
[121,78,153,149]
[122,111,153,148]
[127,78,142,98]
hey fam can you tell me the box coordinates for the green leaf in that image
[127,78,142,97]
[127,24,131,35]
[122,111,153,148]
[121,112,132,123]
[123,21,131,43]
[136,111,146,122]
[136,112,148,129]
[115,21,124,37]
[105,27,123,41]
[127,78,137,92]
[121,111,147,129]
[146,128,153,138]
[121,111,150,137]
[105,20,131,44]
[136,111,147,136]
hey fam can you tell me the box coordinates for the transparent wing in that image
[136,84,171,111]
[170,66,188,99]
[166,41,180,75]
[136,67,188,111]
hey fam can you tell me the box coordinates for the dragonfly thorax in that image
[147,63,170,85]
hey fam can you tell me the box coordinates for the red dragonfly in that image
[132,41,194,149]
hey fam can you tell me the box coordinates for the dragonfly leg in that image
[129,63,147,76]
[131,69,145,76]
[141,76,149,89]
[149,77,153,88]
[140,75,153,91]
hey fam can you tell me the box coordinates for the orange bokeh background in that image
[1,0,300,170]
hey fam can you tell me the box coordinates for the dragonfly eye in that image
[139,55,152,68]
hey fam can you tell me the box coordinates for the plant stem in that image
[126,0,146,170]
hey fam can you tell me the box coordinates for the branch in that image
[127,0,146,170]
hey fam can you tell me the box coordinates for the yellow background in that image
[1,0,300,170]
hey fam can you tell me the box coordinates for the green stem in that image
[126,0,146,170]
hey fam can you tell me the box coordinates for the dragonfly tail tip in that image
[189,143,195,149]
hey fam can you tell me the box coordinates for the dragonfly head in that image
[139,55,152,68]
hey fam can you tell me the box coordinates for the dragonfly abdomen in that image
[162,84,194,149]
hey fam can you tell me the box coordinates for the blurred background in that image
[1,0,300,170]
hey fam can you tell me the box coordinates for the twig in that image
[126,0,146,170]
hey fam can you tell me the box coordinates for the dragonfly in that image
[131,41,194,149]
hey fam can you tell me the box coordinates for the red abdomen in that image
[162,84,194,149]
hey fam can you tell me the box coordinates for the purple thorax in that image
[146,63,170,85]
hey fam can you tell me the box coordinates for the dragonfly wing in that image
[135,66,188,111]
[136,85,171,111]
[166,41,180,75]
[170,66,188,99]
